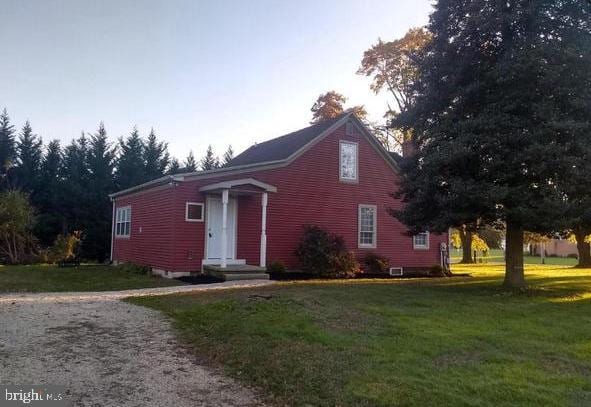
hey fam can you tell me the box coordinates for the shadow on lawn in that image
[430,271,591,304]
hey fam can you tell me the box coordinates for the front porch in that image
[200,178,277,279]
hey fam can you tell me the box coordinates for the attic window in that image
[340,141,358,182]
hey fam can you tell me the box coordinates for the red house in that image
[109,112,448,278]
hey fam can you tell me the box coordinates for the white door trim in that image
[204,196,238,260]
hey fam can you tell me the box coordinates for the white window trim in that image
[339,140,359,183]
[115,206,131,239]
[358,204,377,249]
[185,202,204,222]
[413,232,430,250]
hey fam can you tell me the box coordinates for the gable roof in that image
[227,113,348,167]
[110,111,399,199]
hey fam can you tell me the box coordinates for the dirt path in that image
[0,286,269,406]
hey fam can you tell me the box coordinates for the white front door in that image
[206,197,237,260]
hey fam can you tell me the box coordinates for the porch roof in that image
[199,177,277,194]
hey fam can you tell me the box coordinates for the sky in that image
[1,0,433,161]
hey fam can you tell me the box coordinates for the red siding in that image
[112,123,447,272]
[112,184,175,270]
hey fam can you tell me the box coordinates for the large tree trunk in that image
[574,230,591,268]
[458,227,474,263]
[504,223,526,289]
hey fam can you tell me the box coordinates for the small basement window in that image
[186,202,204,222]
[116,206,131,238]
[413,232,429,250]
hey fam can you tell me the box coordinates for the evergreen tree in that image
[222,145,234,166]
[392,0,591,288]
[184,151,197,172]
[167,158,181,174]
[115,127,145,190]
[0,108,16,187]
[14,121,43,196]
[85,122,116,261]
[60,133,90,234]
[200,145,219,170]
[143,128,170,181]
[35,140,64,246]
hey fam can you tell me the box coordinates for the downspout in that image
[110,198,116,264]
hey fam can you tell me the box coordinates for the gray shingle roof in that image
[389,151,403,163]
[227,113,348,167]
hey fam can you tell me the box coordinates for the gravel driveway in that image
[0,285,270,406]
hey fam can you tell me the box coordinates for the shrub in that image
[0,190,37,264]
[267,260,286,274]
[364,252,390,274]
[295,225,360,278]
[567,253,579,259]
[48,232,81,263]
[117,263,151,275]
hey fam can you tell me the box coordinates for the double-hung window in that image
[340,141,358,182]
[116,206,131,238]
[358,204,377,248]
[413,232,429,249]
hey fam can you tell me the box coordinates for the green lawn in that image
[130,264,591,406]
[451,248,578,266]
[0,264,184,293]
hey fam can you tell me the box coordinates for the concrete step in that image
[204,265,270,281]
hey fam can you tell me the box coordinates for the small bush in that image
[48,232,81,263]
[567,253,579,259]
[295,225,360,278]
[364,252,390,274]
[117,263,151,275]
[267,260,286,274]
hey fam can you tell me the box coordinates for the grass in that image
[451,248,578,266]
[129,263,591,406]
[0,264,184,293]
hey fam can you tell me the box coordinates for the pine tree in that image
[14,121,43,196]
[222,145,234,166]
[115,127,145,190]
[60,133,90,233]
[35,140,64,245]
[184,151,197,172]
[167,158,180,174]
[85,123,116,261]
[0,108,16,187]
[392,0,591,288]
[143,128,170,181]
[200,145,219,170]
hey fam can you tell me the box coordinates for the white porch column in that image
[221,189,229,268]
[260,192,268,268]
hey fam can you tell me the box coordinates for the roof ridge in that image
[227,112,350,168]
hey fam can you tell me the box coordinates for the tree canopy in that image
[310,91,367,124]
[392,0,591,288]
